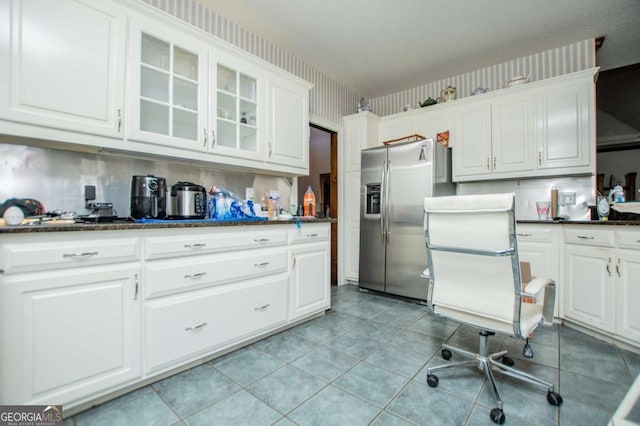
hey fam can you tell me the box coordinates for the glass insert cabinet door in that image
[214,62,260,157]
[135,29,206,148]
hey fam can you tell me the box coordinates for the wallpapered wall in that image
[145,0,595,123]
[143,0,363,126]
[370,39,596,116]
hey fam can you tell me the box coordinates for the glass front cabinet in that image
[128,18,209,151]
[211,51,263,161]
[128,18,263,161]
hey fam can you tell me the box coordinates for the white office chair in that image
[423,193,562,425]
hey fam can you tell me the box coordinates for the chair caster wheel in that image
[426,374,439,388]
[490,408,505,424]
[501,356,515,367]
[441,349,452,360]
[547,390,563,406]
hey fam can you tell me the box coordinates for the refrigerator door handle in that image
[385,160,391,241]
[380,160,386,242]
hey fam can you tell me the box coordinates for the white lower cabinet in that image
[145,275,287,372]
[516,224,561,317]
[289,223,331,320]
[1,264,142,405]
[290,242,330,321]
[563,227,640,346]
[564,244,615,333]
[0,222,331,411]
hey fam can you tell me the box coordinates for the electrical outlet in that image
[81,175,97,195]
[559,191,576,206]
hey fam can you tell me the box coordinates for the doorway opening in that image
[299,124,338,286]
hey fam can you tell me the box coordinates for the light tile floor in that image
[66,284,640,425]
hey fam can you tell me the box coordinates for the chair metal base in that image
[426,330,562,424]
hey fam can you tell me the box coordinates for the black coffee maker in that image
[130,175,167,219]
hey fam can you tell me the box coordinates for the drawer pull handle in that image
[254,238,270,243]
[254,262,270,267]
[63,251,98,259]
[184,243,207,248]
[307,233,319,237]
[185,322,207,332]
[577,235,594,240]
[255,304,270,312]
[517,233,532,237]
[184,272,207,279]
[636,240,640,243]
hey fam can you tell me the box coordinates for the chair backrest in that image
[424,193,523,336]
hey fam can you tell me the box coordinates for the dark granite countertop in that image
[0,217,335,234]
[517,219,640,226]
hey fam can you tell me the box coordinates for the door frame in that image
[309,115,341,286]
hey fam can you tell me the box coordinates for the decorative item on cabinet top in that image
[383,133,426,146]
[357,97,372,113]
[439,85,457,102]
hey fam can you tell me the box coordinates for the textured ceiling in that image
[203,0,640,98]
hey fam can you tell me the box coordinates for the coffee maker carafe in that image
[130,175,167,219]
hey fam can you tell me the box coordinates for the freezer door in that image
[385,140,433,300]
[359,147,386,293]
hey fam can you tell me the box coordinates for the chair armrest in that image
[524,277,556,326]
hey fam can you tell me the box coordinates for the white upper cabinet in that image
[211,51,264,161]
[535,76,593,171]
[453,100,493,178]
[265,70,311,172]
[453,94,535,180]
[127,17,209,151]
[0,0,126,137]
[452,68,597,182]
[0,0,311,176]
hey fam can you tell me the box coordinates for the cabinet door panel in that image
[616,252,640,342]
[491,97,535,174]
[266,72,309,171]
[564,246,614,333]
[1,265,141,405]
[290,242,330,320]
[128,17,208,150]
[536,81,592,170]
[453,102,491,178]
[1,0,126,136]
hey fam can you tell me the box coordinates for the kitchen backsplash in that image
[0,142,294,218]
[457,176,595,221]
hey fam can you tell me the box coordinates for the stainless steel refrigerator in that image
[359,138,455,300]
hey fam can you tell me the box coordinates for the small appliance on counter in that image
[80,202,116,223]
[130,175,167,219]
[167,181,207,219]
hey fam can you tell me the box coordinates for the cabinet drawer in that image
[617,229,640,251]
[515,225,556,242]
[144,248,287,298]
[289,223,329,244]
[143,228,287,260]
[564,227,615,247]
[1,237,140,274]
[145,275,287,372]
